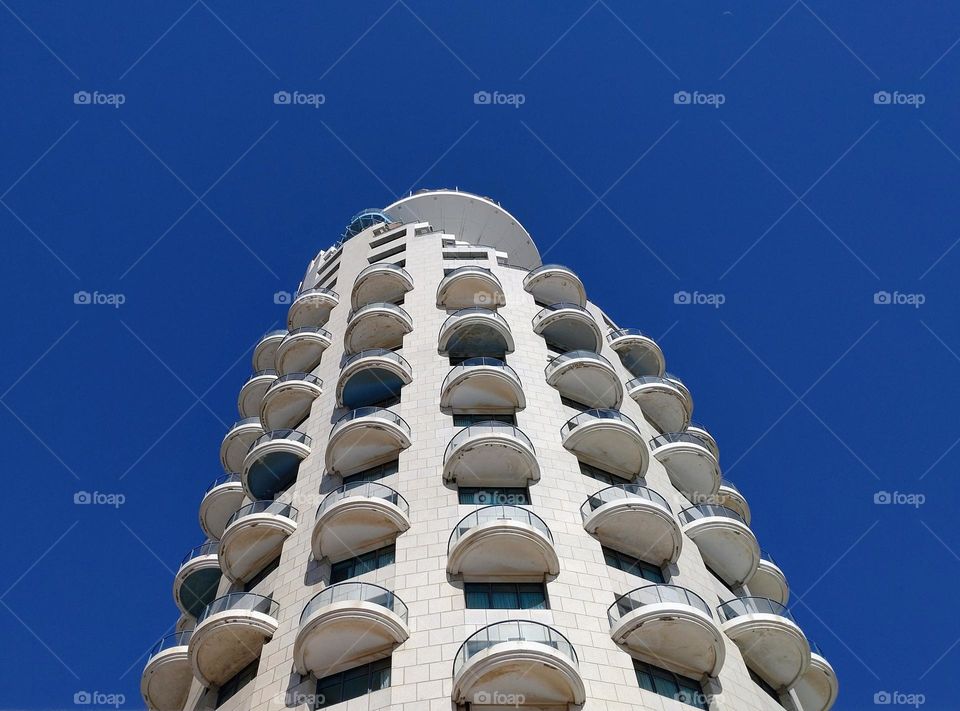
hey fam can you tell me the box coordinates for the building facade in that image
[141,190,838,711]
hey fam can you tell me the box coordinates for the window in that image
[602,547,665,583]
[443,250,489,260]
[749,669,782,704]
[580,462,631,486]
[452,413,516,427]
[369,228,406,249]
[316,658,391,708]
[449,353,507,365]
[560,396,593,411]
[464,583,547,609]
[368,243,405,262]
[545,341,567,355]
[243,555,280,592]
[634,660,708,709]
[331,545,395,583]
[216,659,258,707]
[343,460,398,485]
[458,487,530,506]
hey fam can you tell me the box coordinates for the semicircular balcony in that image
[351,263,414,310]
[337,349,412,409]
[312,482,411,563]
[650,432,721,501]
[325,407,411,476]
[440,358,525,413]
[580,485,681,565]
[626,375,692,432]
[287,287,339,331]
[437,265,505,309]
[258,373,323,430]
[717,479,751,525]
[442,421,539,487]
[532,303,602,353]
[606,328,665,378]
[294,582,410,678]
[237,370,277,419]
[545,350,622,409]
[438,307,515,357]
[795,643,838,711]
[199,474,246,541]
[218,501,298,584]
[608,584,724,678]
[173,542,221,619]
[666,372,694,413]
[561,409,648,480]
[749,550,789,606]
[680,505,760,588]
[189,593,278,687]
[344,302,413,353]
[522,264,586,307]
[686,422,719,461]
[219,417,263,475]
[452,620,585,707]
[252,330,286,372]
[447,505,559,579]
[718,597,810,691]
[242,429,312,501]
[141,630,193,711]
[275,327,332,376]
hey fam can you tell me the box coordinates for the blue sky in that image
[1,1,958,708]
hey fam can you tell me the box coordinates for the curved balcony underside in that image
[584,499,681,566]
[352,267,413,310]
[722,614,810,690]
[344,307,412,353]
[242,438,310,501]
[325,416,411,476]
[259,379,322,431]
[562,419,648,479]
[337,358,411,410]
[219,514,296,583]
[219,420,263,475]
[141,645,192,711]
[547,355,622,409]
[609,332,665,378]
[439,315,514,358]
[199,480,246,541]
[237,372,276,419]
[189,610,277,687]
[447,520,559,579]
[287,290,338,331]
[611,603,724,678]
[443,431,540,487]
[440,364,524,414]
[628,380,690,432]
[795,652,839,711]
[534,310,602,353]
[312,497,410,563]
[683,516,760,588]
[437,270,505,310]
[275,330,331,376]
[252,333,285,373]
[653,440,721,500]
[749,559,790,606]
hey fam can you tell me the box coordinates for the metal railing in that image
[317,481,409,518]
[205,473,240,492]
[717,597,796,624]
[441,358,520,393]
[347,301,412,324]
[283,326,333,341]
[293,286,339,302]
[225,500,298,529]
[606,328,651,342]
[148,630,193,659]
[532,302,591,331]
[341,349,411,374]
[246,369,278,381]
[523,264,577,287]
[179,541,219,567]
[330,407,411,438]
[356,262,411,282]
[580,484,670,520]
[300,582,408,625]
[545,350,613,378]
[679,504,745,526]
[453,620,578,676]
[440,307,509,335]
[448,505,552,551]
[197,593,279,625]
[249,429,312,451]
[607,584,711,625]
[444,421,535,463]
[266,373,323,392]
[649,432,708,449]
[562,408,638,435]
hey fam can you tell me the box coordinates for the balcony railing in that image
[268,372,323,389]
[330,407,411,438]
[300,582,408,625]
[356,262,410,280]
[678,504,745,526]
[606,328,651,342]
[607,584,711,626]
[259,330,286,340]
[760,550,778,566]
[317,482,409,518]
[718,478,740,493]
[449,505,552,551]
[249,429,313,451]
[284,326,333,340]
[342,349,411,373]
[545,349,612,375]
[532,302,591,330]
[205,473,240,492]
[225,500,299,529]
[523,264,575,287]
[440,307,510,333]
[562,408,638,435]
[453,620,577,676]
[197,592,279,625]
[148,630,192,659]
[717,597,796,624]
[247,369,278,379]
[626,374,675,389]
[441,358,519,392]
[444,421,535,462]
[580,484,670,520]
[347,301,412,323]
[649,432,708,449]
[180,541,219,567]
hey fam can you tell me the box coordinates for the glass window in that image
[458,487,530,506]
[243,555,280,592]
[580,462,632,486]
[343,460,399,485]
[633,660,708,710]
[602,547,665,583]
[452,413,516,427]
[464,583,547,610]
[316,658,391,708]
[216,659,258,707]
[749,668,782,704]
[331,545,395,583]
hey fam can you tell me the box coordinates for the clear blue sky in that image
[1,2,957,708]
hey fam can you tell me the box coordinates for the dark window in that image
[560,396,593,411]
[368,243,405,262]
[331,545,395,583]
[316,658,391,708]
[634,659,708,709]
[749,669,782,704]
[369,228,406,249]
[452,413,516,427]
[443,251,489,260]
[243,555,280,592]
[580,462,631,486]
[602,547,665,583]
[368,394,401,408]
[545,341,567,354]
[458,487,530,506]
[464,583,547,609]
[216,659,258,707]
[449,353,507,366]
[343,460,398,485]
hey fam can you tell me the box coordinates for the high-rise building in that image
[141,189,838,711]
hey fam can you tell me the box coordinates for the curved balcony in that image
[437,265,505,309]
[258,373,322,430]
[666,372,694,412]
[173,542,221,619]
[545,350,622,409]
[561,409,648,479]
[440,358,524,413]
[312,482,411,563]
[351,262,414,310]
[522,264,586,307]
[342,208,393,241]
[252,330,286,372]
[532,303,602,353]
[447,505,559,579]
[686,422,719,461]
[337,349,412,409]
[189,593,278,687]
[442,421,539,487]
[242,429,312,501]
[199,474,246,541]
[580,485,681,565]
[294,582,410,678]
[326,407,411,476]
[650,432,720,501]
[749,551,789,606]
[219,417,263,474]
[718,597,810,690]
[275,327,332,376]
[680,505,759,588]
[344,302,412,353]
[218,501,298,583]
[286,287,339,331]
[626,375,691,432]
[438,307,514,357]
[717,479,751,525]
[606,328,665,378]
[795,643,839,711]
[452,620,585,706]
[237,369,277,419]
[608,585,724,678]
[141,631,193,711]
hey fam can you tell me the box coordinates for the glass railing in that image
[341,209,393,241]
[608,584,711,625]
[330,407,411,438]
[606,328,651,342]
[810,640,825,657]
[760,550,779,566]
[267,372,323,390]
[348,301,412,323]
[532,302,591,330]
[441,358,519,393]
[523,263,576,287]
[545,350,613,377]
[580,484,670,520]
[442,265,497,280]
[453,620,577,676]
[249,429,312,451]
[717,597,795,624]
[440,307,509,334]
[246,369,278,381]
[148,630,193,659]
[449,505,552,550]
[649,432,708,449]
[300,582,408,625]
[342,349,411,374]
[197,593,279,625]
[679,504,745,526]
[293,286,339,302]
[317,481,409,518]
[356,262,411,281]
[626,374,675,390]
[258,330,287,342]
[205,473,240,492]
[718,478,741,493]
[562,408,638,434]
[283,326,333,341]
[664,372,689,393]
[180,541,219,567]
[227,417,262,432]
[444,421,535,463]
[225,500,298,528]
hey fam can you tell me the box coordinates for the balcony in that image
[608,585,724,678]
[242,429,312,501]
[287,287,339,331]
[141,631,192,711]
[522,264,586,307]
[580,485,681,566]
[680,505,760,588]
[258,373,322,430]
[199,474,246,541]
[237,369,277,419]
[686,422,719,461]
[173,542,221,618]
[717,479,750,525]
[532,303,602,353]
[344,302,412,353]
[312,482,411,563]
[440,358,524,413]
[275,327,332,376]
[437,266,505,309]
[443,421,539,487]
[294,582,410,678]
[189,593,278,687]
[795,643,838,711]
[650,432,721,501]
[718,597,810,690]
[438,307,514,357]
[325,407,411,476]
[626,375,692,432]
[447,505,559,579]
[337,349,412,409]
[219,417,263,474]
[606,328,665,378]
[666,372,694,413]
[452,620,585,706]
[352,263,413,310]
[749,551,789,606]
[252,330,286,372]
[560,409,648,479]
[218,501,298,583]
[545,350,622,409]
